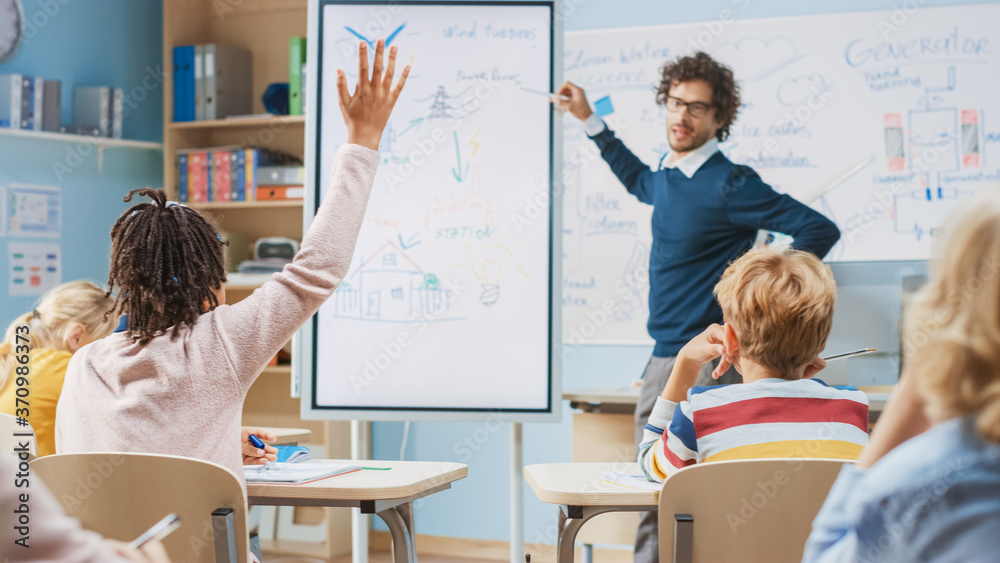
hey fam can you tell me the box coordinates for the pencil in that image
[822,347,876,361]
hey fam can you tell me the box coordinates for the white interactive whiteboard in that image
[561,4,1000,344]
[301,1,561,421]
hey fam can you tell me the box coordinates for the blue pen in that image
[248,434,266,449]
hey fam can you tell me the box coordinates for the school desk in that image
[525,462,657,563]
[247,459,467,563]
[561,384,892,555]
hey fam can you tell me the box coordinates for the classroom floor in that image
[270,554,500,563]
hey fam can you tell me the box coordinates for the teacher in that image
[557,51,840,562]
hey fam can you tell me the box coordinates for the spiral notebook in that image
[244,462,361,484]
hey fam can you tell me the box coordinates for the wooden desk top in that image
[253,427,312,445]
[565,384,894,412]
[563,386,640,406]
[247,460,467,501]
[525,462,659,507]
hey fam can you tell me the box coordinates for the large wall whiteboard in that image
[302,1,560,421]
[562,4,1000,344]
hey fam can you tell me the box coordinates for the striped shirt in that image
[638,378,869,483]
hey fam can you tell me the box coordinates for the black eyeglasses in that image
[665,96,713,118]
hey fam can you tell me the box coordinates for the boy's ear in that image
[723,323,740,356]
[802,357,827,379]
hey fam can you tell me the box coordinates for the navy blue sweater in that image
[588,127,841,357]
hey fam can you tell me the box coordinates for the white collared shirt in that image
[583,114,720,178]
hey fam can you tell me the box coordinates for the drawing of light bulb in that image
[471,245,514,307]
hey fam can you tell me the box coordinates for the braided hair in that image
[107,188,228,344]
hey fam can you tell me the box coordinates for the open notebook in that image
[244,462,361,484]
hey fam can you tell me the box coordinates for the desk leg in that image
[377,503,417,563]
[558,505,643,563]
[557,506,587,563]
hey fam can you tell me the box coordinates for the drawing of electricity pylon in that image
[415,85,480,121]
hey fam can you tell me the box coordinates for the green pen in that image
[361,466,391,470]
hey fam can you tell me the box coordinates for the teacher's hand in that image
[555,81,593,122]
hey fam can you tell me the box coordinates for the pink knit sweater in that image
[55,144,378,484]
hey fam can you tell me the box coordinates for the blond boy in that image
[638,249,869,482]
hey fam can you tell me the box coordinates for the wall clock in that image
[0,0,24,65]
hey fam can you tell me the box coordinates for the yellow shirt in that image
[0,347,72,457]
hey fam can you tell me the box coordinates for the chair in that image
[32,452,249,563]
[0,413,37,459]
[658,458,847,563]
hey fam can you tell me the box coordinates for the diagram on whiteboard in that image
[563,5,1000,343]
[312,3,555,414]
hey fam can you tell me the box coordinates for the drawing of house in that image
[332,240,457,322]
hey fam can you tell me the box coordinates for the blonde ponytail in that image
[0,281,118,392]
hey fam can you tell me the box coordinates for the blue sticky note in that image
[594,96,614,117]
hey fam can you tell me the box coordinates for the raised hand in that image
[337,39,411,151]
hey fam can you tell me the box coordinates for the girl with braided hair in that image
[54,40,408,519]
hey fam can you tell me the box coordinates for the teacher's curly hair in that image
[107,188,229,344]
[656,51,741,142]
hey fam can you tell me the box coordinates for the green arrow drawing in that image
[451,131,470,182]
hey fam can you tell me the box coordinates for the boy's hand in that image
[678,323,735,379]
[554,81,593,121]
[663,324,735,402]
[337,39,411,151]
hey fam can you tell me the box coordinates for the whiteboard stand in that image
[351,420,371,563]
[511,422,523,563]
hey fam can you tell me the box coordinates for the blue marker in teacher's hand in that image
[249,434,266,449]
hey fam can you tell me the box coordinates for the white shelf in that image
[0,127,163,149]
[0,128,162,174]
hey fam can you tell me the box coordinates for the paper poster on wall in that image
[7,184,61,238]
[9,242,61,296]
[0,186,7,236]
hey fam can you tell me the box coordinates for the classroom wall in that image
[0,0,163,324]
[368,0,997,546]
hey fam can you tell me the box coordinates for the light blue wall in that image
[0,1,163,323]
[366,0,999,545]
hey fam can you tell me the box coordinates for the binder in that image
[213,150,230,202]
[0,74,23,129]
[32,77,43,131]
[257,165,305,186]
[301,62,308,115]
[245,148,257,201]
[255,185,304,200]
[41,80,60,132]
[289,37,306,115]
[172,45,195,122]
[235,149,246,201]
[178,153,189,203]
[194,44,206,120]
[188,151,206,202]
[204,44,252,120]
[111,88,123,139]
[73,86,112,137]
[229,150,239,202]
[206,147,214,202]
[20,75,32,129]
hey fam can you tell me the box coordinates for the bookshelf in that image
[162,1,352,557]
